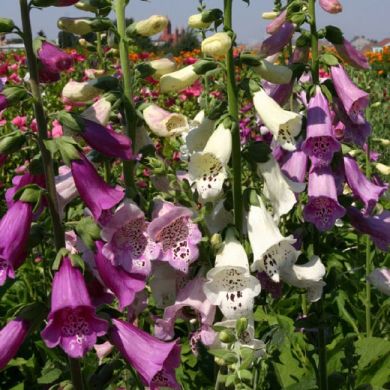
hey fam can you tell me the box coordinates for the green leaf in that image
[225,374,236,387]
[239,369,253,382]
[324,25,344,45]
[244,142,272,164]
[75,217,101,250]
[320,53,339,66]
[355,337,390,369]
[37,368,62,384]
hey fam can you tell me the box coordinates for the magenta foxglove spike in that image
[266,9,287,35]
[335,38,370,70]
[259,23,295,57]
[37,41,73,74]
[319,0,343,13]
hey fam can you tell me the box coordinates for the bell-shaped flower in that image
[154,277,216,341]
[347,207,390,251]
[304,167,346,231]
[257,155,306,221]
[188,123,232,203]
[101,200,159,276]
[94,341,114,365]
[204,199,233,234]
[331,65,369,125]
[335,38,369,70]
[201,32,232,58]
[262,80,294,106]
[259,22,295,57]
[253,89,302,151]
[279,255,326,302]
[55,165,78,219]
[367,268,390,296]
[143,104,189,137]
[319,0,343,13]
[110,319,181,390]
[188,13,212,29]
[147,200,202,273]
[302,88,340,167]
[41,257,108,358]
[130,15,169,37]
[37,41,73,74]
[80,97,112,126]
[248,195,298,282]
[266,9,287,34]
[94,241,146,310]
[203,229,261,319]
[150,58,176,79]
[279,148,308,183]
[253,60,292,85]
[344,156,388,215]
[160,65,200,93]
[71,153,124,221]
[62,80,102,103]
[0,201,33,286]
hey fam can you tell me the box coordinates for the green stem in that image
[68,357,85,390]
[316,300,328,390]
[308,0,319,84]
[96,30,104,70]
[114,0,137,198]
[224,0,243,236]
[19,0,65,251]
[365,140,372,337]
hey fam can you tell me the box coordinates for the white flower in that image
[58,17,94,35]
[134,125,153,154]
[257,156,305,221]
[253,60,293,84]
[188,123,232,203]
[248,195,298,282]
[203,230,261,319]
[150,58,176,79]
[62,80,102,103]
[188,13,212,29]
[201,32,232,58]
[143,104,189,137]
[204,199,233,234]
[253,89,302,151]
[133,15,168,37]
[367,268,390,296]
[81,97,111,126]
[160,65,199,93]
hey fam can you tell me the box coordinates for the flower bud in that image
[0,18,15,33]
[219,329,236,344]
[149,58,176,78]
[210,233,222,251]
[160,65,199,93]
[319,0,343,13]
[75,0,112,14]
[253,60,292,84]
[261,11,278,20]
[201,32,232,58]
[127,15,169,37]
[62,80,102,102]
[58,17,112,35]
[374,163,390,176]
[201,9,223,23]
[188,14,211,29]
[235,317,249,335]
[192,59,218,75]
[214,357,226,366]
[0,132,27,155]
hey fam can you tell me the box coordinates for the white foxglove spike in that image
[188,123,232,203]
[253,89,302,151]
[160,65,199,93]
[248,195,298,282]
[257,156,305,221]
[150,58,176,79]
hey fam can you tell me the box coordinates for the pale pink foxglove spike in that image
[319,0,343,14]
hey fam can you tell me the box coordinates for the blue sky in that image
[2,0,389,44]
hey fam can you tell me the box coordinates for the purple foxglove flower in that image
[95,241,146,310]
[190,325,217,355]
[37,41,73,74]
[279,149,308,183]
[71,154,124,221]
[110,319,181,390]
[335,38,370,70]
[80,119,133,161]
[127,290,148,322]
[55,165,78,219]
[38,67,61,84]
[266,9,287,35]
[319,0,343,13]
[154,277,216,341]
[304,167,346,231]
[344,156,388,214]
[101,200,159,276]
[41,257,108,358]
[257,272,283,299]
[331,65,369,125]
[367,268,390,296]
[302,88,340,167]
[259,23,295,57]
[0,317,30,370]
[0,201,33,286]
[290,46,310,64]
[147,200,202,273]
[347,207,390,251]
[262,80,293,106]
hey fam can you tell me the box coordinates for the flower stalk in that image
[224,0,242,236]
[308,0,319,84]
[365,140,372,337]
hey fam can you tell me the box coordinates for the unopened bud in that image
[210,233,222,251]
[0,132,27,155]
[201,32,232,58]
[219,329,236,344]
[188,14,211,29]
[235,317,249,335]
[214,357,226,366]
[261,11,278,20]
[127,15,169,37]
[0,18,15,33]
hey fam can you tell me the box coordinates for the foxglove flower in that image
[257,156,305,221]
[266,9,287,34]
[304,167,346,231]
[335,38,370,70]
[154,277,216,341]
[262,80,293,106]
[55,165,78,218]
[188,13,212,29]
[110,319,181,390]
[37,41,73,74]
[254,60,292,85]
[302,88,340,167]
[150,58,176,79]
[203,230,261,319]
[367,268,390,296]
[81,97,112,126]
[279,149,308,183]
[259,23,295,57]
[147,200,201,273]
[347,207,390,251]
[0,317,30,370]
[201,32,232,58]
[204,199,233,234]
[143,104,189,137]
[344,156,387,214]
[95,241,146,310]
[101,200,159,276]
[253,89,302,151]
[129,15,169,37]
[331,65,369,125]
[319,0,343,13]
[71,154,124,221]
[248,195,298,282]
[188,123,232,203]
[160,65,199,93]
[41,258,108,358]
[62,80,102,103]
[0,201,33,286]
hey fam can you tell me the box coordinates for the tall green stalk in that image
[365,141,372,336]
[308,0,319,85]
[224,0,243,236]
[114,0,137,198]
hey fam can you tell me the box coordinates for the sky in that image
[1,0,390,45]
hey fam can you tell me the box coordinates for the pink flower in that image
[11,116,27,131]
